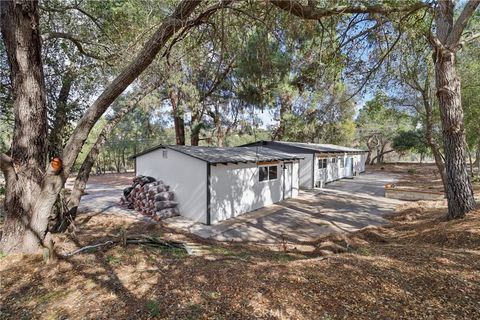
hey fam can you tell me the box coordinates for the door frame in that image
[283,162,293,199]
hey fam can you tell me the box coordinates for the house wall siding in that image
[209,161,299,224]
[135,148,207,224]
[297,153,313,189]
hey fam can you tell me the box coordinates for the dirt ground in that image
[1,164,479,319]
[368,162,480,194]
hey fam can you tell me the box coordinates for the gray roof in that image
[275,141,366,152]
[241,140,367,153]
[132,145,302,164]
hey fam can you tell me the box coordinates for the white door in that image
[345,157,353,177]
[315,158,327,187]
[329,158,339,181]
[283,162,293,199]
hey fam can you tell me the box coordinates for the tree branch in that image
[43,32,108,60]
[60,0,205,174]
[0,153,16,182]
[463,31,480,44]
[268,0,429,20]
[447,0,480,46]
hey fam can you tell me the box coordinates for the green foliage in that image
[459,43,480,151]
[356,92,413,152]
[393,130,429,155]
[235,28,291,107]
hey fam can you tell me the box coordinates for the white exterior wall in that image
[337,154,346,179]
[210,161,299,224]
[135,149,208,224]
[291,161,300,197]
[298,153,314,189]
[359,153,367,172]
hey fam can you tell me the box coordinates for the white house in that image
[132,145,302,225]
[240,141,368,189]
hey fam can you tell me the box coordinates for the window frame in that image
[318,158,327,169]
[259,166,269,182]
[258,165,279,182]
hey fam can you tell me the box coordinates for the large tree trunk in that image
[422,91,448,192]
[435,52,475,218]
[0,1,58,253]
[431,0,478,219]
[190,108,204,146]
[169,90,185,145]
[370,149,394,165]
[48,72,74,159]
[0,0,206,253]
[272,93,292,141]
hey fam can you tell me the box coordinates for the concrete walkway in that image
[71,179,152,222]
[165,172,405,244]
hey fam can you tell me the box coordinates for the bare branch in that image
[268,0,429,20]
[42,32,107,60]
[447,0,480,46]
[40,4,105,34]
[162,0,234,61]
[463,31,480,44]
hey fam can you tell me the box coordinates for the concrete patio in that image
[164,171,405,244]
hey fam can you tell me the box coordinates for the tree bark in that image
[468,149,474,178]
[422,90,448,193]
[168,90,185,145]
[272,93,292,141]
[190,106,205,146]
[430,0,478,219]
[0,0,56,253]
[370,149,394,165]
[48,72,74,159]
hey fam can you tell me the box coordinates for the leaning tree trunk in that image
[50,85,155,232]
[48,72,74,158]
[423,91,448,192]
[370,149,394,165]
[434,48,476,219]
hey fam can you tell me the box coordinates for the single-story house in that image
[240,141,368,189]
[132,145,302,225]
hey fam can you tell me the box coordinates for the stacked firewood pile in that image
[120,175,179,220]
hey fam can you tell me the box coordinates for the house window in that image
[259,166,269,181]
[318,159,327,169]
[331,158,336,164]
[339,158,344,168]
[269,166,278,180]
[162,150,168,158]
[259,165,278,181]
